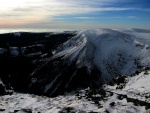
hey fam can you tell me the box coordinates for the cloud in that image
[127,16,138,19]
[0,0,149,28]
[74,17,94,19]
[103,16,138,19]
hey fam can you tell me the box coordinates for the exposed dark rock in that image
[59,107,76,113]
[0,109,5,111]
[14,110,20,112]
[21,108,33,113]
[109,102,115,106]
[88,111,98,113]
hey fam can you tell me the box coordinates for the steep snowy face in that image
[53,29,150,83]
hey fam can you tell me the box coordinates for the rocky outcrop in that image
[0,78,13,95]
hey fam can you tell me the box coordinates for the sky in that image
[0,0,150,31]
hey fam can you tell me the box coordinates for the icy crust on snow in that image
[53,29,150,82]
[1,71,150,113]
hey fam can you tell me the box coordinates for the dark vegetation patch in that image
[0,32,75,95]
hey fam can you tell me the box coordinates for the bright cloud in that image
[0,0,150,29]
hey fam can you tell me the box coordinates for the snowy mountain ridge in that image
[28,28,150,96]
[51,29,150,83]
[0,28,150,112]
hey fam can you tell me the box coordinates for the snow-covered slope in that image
[29,29,150,96]
[1,70,150,113]
[52,29,150,82]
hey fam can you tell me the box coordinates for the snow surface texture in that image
[52,29,150,83]
[0,70,150,113]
